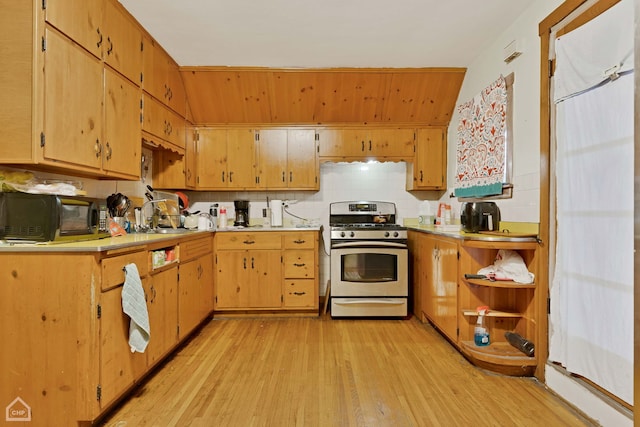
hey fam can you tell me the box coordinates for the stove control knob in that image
[384,231,390,237]
[393,231,399,238]
[349,231,355,238]
[340,231,346,237]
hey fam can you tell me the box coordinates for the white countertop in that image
[0,226,322,253]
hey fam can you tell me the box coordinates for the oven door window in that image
[341,253,398,282]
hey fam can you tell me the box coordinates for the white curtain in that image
[549,0,634,405]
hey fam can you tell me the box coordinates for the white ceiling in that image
[118,0,532,68]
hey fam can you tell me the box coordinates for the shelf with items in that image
[464,278,535,289]
[150,245,180,271]
[461,309,523,318]
[458,341,537,376]
[458,238,540,377]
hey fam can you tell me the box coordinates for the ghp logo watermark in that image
[5,397,31,422]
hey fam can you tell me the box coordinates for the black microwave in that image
[0,192,109,242]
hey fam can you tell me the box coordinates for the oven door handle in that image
[334,299,405,305]
[331,241,407,249]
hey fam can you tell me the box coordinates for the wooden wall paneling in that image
[384,70,466,125]
[181,69,273,124]
[269,71,390,124]
[181,67,466,126]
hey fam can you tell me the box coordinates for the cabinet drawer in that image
[215,232,282,250]
[283,232,316,249]
[102,251,148,291]
[181,236,212,262]
[284,250,315,278]
[283,279,316,308]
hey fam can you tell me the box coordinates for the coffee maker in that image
[234,200,250,227]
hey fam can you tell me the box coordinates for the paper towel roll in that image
[419,201,433,215]
[270,200,283,227]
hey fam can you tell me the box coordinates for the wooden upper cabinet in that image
[318,128,414,160]
[226,129,257,189]
[195,128,226,188]
[104,67,141,178]
[142,94,186,151]
[256,128,318,190]
[143,35,186,117]
[44,0,103,59]
[42,28,104,170]
[257,129,288,188]
[103,0,142,85]
[195,128,256,190]
[287,129,318,189]
[406,127,447,191]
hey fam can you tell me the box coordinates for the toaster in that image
[460,202,501,233]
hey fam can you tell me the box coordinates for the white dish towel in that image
[122,263,150,353]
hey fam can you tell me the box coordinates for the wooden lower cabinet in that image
[215,249,282,308]
[178,236,214,338]
[146,267,179,367]
[0,234,214,426]
[214,230,319,313]
[409,231,541,378]
[100,278,148,408]
[422,235,459,343]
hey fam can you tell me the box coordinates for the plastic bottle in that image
[218,205,227,229]
[474,306,490,346]
[209,204,218,229]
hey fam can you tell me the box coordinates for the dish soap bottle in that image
[218,205,227,229]
[474,305,490,346]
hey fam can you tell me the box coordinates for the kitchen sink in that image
[147,228,196,234]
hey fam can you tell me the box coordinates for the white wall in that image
[445,1,563,223]
[450,1,632,426]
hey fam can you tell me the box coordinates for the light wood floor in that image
[100,316,594,427]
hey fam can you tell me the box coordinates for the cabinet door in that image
[369,128,414,158]
[287,129,318,189]
[339,129,370,156]
[408,231,422,318]
[412,128,446,190]
[226,128,256,189]
[146,268,178,367]
[185,127,197,188]
[257,129,287,189]
[104,68,141,178]
[167,60,187,117]
[100,284,147,408]
[43,29,103,170]
[45,0,103,59]
[196,128,227,188]
[142,36,169,103]
[317,129,339,157]
[420,235,437,322]
[248,250,282,308]
[104,0,142,85]
[178,253,213,338]
[215,250,249,308]
[433,237,459,342]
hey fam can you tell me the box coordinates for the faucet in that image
[141,199,168,229]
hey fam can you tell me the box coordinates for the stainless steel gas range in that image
[329,201,408,317]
